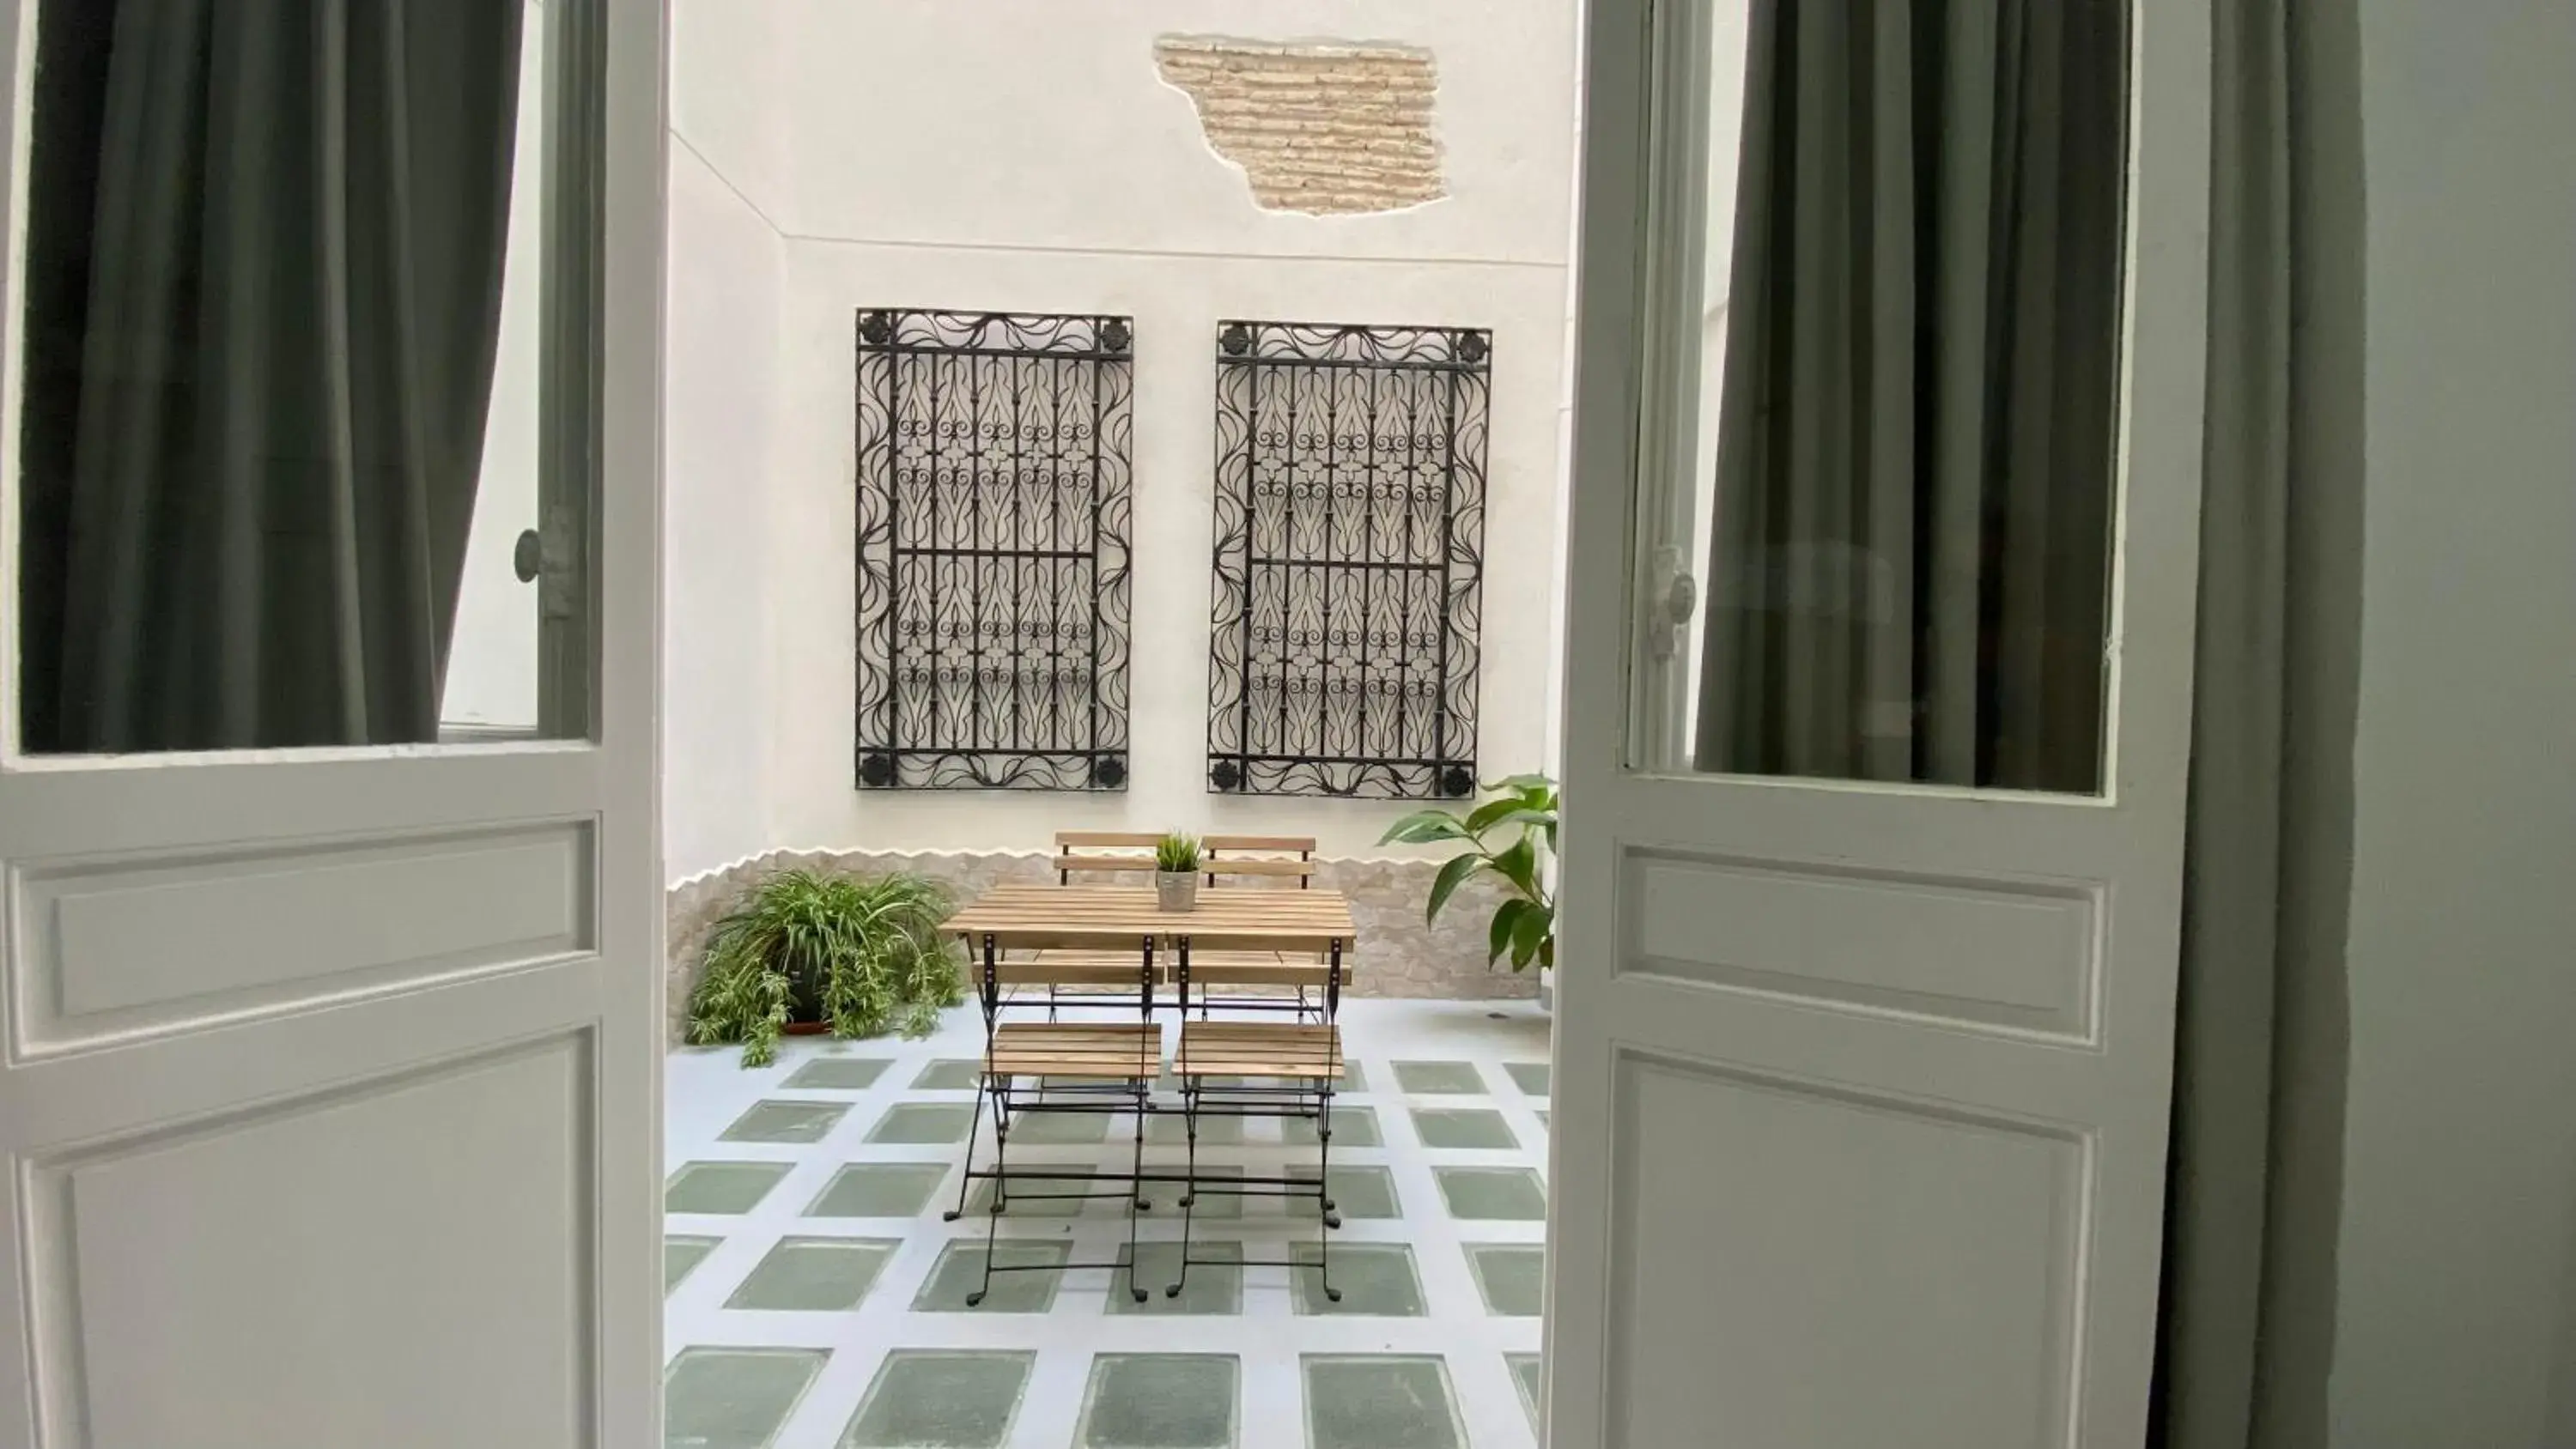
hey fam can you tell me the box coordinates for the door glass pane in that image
[11,0,588,753]
[1635,0,2129,794]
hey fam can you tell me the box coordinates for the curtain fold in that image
[1693,0,2124,792]
[36,0,522,751]
[2154,0,2362,1443]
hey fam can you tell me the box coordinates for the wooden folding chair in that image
[1018,834,1167,1017]
[944,935,1162,1306]
[1163,941,1348,1302]
[1199,834,1318,890]
[1047,832,1307,1016]
[1194,835,1324,1019]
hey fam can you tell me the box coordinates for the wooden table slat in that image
[947,885,1357,954]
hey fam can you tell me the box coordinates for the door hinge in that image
[513,504,583,621]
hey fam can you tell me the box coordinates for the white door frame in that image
[1546,0,2212,1442]
[0,0,669,1440]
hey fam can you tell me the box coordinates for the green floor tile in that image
[1147,1111,1244,1145]
[665,1347,825,1449]
[1171,1164,1244,1219]
[1112,1240,1242,1315]
[911,1058,981,1090]
[1289,1164,1400,1219]
[914,1240,1067,1313]
[1504,1062,1552,1097]
[666,1161,793,1216]
[720,1100,850,1143]
[1078,1354,1239,1449]
[725,1237,897,1311]
[841,1350,1033,1449]
[1391,1060,1486,1094]
[1303,1356,1464,1449]
[1465,1244,1546,1316]
[805,1162,949,1218]
[867,1103,976,1144]
[665,1236,720,1294]
[781,1058,892,1090]
[1507,1354,1544,1431]
[1291,1241,1425,1317]
[1281,1106,1379,1147]
[964,1164,1117,1217]
[1010,1110,1111,1145]
[1433,1167,1548,1221]
[1409,1106,1520,1150]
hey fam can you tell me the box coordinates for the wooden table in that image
[939,884,1362,1298]
[945,883,1358,959]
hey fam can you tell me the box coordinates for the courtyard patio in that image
[664,997,1551,1449]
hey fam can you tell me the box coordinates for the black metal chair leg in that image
[1317,1086,1341,1299]
[966,1186,1001,1308]
[1319,1084,1343,1231]
[944,1068,993,1223]
[965,1083,1012,1307]
[1133,1077,1154,1211]
[1165,1084,1200,1299]
[1124,1076,1151,1301]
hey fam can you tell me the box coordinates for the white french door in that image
[0,1,666,1444]
[1545,2,2209,1448]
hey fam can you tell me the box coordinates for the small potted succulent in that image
[1155,833,1201,912]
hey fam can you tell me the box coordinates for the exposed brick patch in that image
[1153,35,1446,215]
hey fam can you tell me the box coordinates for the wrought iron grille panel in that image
[855,309,1133,790]
[1206,321,1489,799]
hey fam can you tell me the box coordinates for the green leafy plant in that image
[1378,773,1558,972]
[1155,833,1201,873]
[686,869,966,1067]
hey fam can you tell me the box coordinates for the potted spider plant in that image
[1155,833,1201,912]
[685,868,966,1067]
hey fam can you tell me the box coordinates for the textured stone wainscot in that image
[666,849,1535,1046]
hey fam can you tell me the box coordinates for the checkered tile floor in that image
[665,997,1552,1448]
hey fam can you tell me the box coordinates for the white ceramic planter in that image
[1155,871,1199,912]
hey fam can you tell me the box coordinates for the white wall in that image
[2330,2,2576,1444]
[759,1,1577,265]
[664,0,1582,868]
[662,8,790,882]
[440,0,549,732]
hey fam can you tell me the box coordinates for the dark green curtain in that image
[1693,0,2126,791]
[21,0,522,751]
[2153,0,2363,1444]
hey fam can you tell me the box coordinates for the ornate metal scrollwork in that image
[854,310,1133,790]
[1206,321,1489,799]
